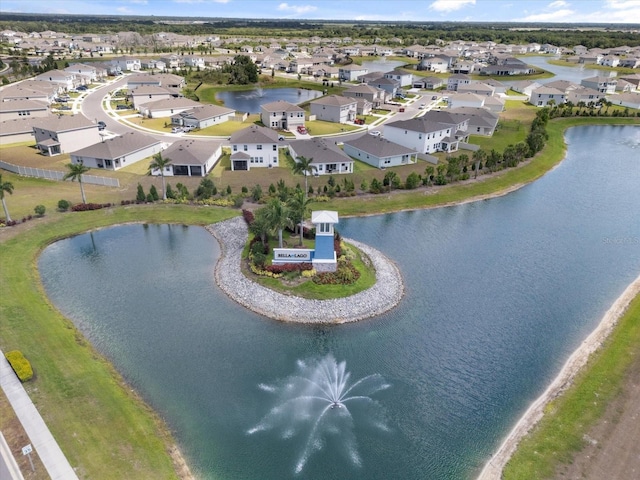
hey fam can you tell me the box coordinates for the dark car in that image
[77,85,88,91]
[97,121,106,131]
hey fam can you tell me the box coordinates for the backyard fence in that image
[0,161,120,187]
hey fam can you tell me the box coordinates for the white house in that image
[446,93,486,109]
[229,124,280,171]
[34,70,79,90]
[607,92,640,109]
[151,139,221,177]
[289,137,354,175]
[338,64,368,82]
[419,57,450,73]
[383,69,413,87]
[447,74,473,91]
[310,95,357,124]
[531,86,566,107]
[581,76,617,94]
[70,131,163,170]
[260,100,306,131]
[139,97,202,118]
[64,63,106,82]
[383,115,467,155]
[32,115,101,156]
[130,86,176,109]
[342,83,388,108]
[111,56,141,72]
[343,135,418,169]
[171,104,236,130]
[0,99,49,121]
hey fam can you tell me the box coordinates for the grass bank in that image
[0,205,239,479]
[502,288,640,479]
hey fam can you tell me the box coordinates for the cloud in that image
[277,3,317,14]
[548,0,568,7]
[429,0,476,12]
[605,0,640,8]
[116,6,134,13]
[517,8,575,21]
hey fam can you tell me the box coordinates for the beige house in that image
[152,139,222,177]
[32,115,100,156]
[0,99,49,121]
[342,84,388,108]
[310,95,357,124]
[70,131,163,170]
[260,100,306,131]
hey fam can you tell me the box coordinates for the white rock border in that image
[206,216,404,323]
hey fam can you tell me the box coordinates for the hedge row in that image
[5,350,33,382]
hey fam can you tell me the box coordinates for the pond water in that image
[38,125,640,480]
[524,55,608,84]
[361,59,406,74]
[215,87,323,113]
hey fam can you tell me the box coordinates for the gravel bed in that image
[206,216,404,324]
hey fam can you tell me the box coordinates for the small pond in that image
[216,87,323,113]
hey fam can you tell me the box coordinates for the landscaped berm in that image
[206,209,404,323]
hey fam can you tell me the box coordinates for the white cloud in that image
[517,8,575,21]
[548,0,568,7]
[116,6,133,13]
[605,0,640,8]
[429,0,476,13]
[277,3,318,15]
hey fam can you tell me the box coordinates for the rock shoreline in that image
[206,216,404,323]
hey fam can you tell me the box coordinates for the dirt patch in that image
[553,352,640,480]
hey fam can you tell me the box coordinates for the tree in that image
[136,183,146,202]
[287,189,312,246]
[263,198,292,248]
[0,174,14,223]
[424,165,435,186]
[249,208,271,246]
[472,149,486,179]
[148,152,172,200]
[292,155,315,199]
[63,162,90,204]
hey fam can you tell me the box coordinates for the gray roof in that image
[344,135,418,157]
[0,117,42,135]
[71,131,161,159]
[0,99,48,112]
[33,114,96,133]
[343,83,383,95]
[141,97,201,111]
[229,124,279,144]
[386,117,454,134]
[163,139,221,166]
[180,104,235,120]
[130,85,172,96]
[260,100,304,113]
[310,95,357,107]
[289,137,352,165]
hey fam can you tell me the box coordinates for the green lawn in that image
[0,206,239,479]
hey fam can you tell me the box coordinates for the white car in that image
[369,131,382,137]
[171,126,183,134]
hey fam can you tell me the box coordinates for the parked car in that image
[77,85,88,91]
[419,103,426,109]
[59,105,71,110]
[183,125,195,132]
[116,104,131,110]
[297,125,307,134]
[368,131,382,137]
[354,118,365,125]
[171,126,183,134]
[97,121,106,131]
[399,107,405,112]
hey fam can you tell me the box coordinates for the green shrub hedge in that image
[5,350,33,382]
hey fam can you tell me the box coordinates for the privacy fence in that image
[0,161,120,187]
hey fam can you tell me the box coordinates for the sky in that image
[1,0,640,24]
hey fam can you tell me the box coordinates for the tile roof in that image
[344,135,418,157]
[71,131,161,159]
[289,137,351,165]
[229,124,279,144]
[163,139,221,166]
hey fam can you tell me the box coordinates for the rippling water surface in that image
[39,125,640,479]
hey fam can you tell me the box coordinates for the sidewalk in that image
[0,350,78,480]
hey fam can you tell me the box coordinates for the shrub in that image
[149,184,159,201]
[146,193,154,202]
[136,183,146,202]
[58,199,71,211]
[5,350,33,382]
[242,209,255,225]
[71,203,106,212]
[34,205,46,216]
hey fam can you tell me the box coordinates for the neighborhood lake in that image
[526,55,605,84]
[215,87,323,113]
[38,125,640,479]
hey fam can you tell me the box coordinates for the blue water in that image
[38,125,640,479]
[525,55,604,84]
[361,59,406,74]
[216,87,323,113]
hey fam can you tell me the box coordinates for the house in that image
[130,86,177,109]
[34,69,79,90]
[418,57,450,73]
[289,137,354,175]
[64,63,106,82]
[531,86,566,107]
[446,93,486,109]
[383,114,468,155]
[151,139,222,177]
[229,125,280,171]
[383,69,413,87]
[607,92,640,109]
[601,56,621,68]
[457,82,496,96]
[127,73,185,90]
[447,74,473,91]
[139,97,202,118]
[310,95,357,124]
[343,135,418,169]
[260,100,306,131]
[171,105,236,130]
[566,87,605,105]
[338,64,368,82]
[70,131,163,170]
[160,55,183,69]
[32,114,101,156]
[482,95,506,113]
[141,59,167,71]
[366,76,401,97]
[449,107,499,136]
[111,56,141,72]
[581,76,617,94]
[0,99,49,121]
[342,83,388,108]
[0,117,40,146]
[184,56,205,69]
[413,76,445,90]
[510,80,543,98]
[619,58,640,69]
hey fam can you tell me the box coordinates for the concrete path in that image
[0,350,79,480]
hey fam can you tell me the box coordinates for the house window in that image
[257,145,262,150]
[233,145,237,152]
[319,223,330,233]
[243,145,248,151]
[418,133,422,139]
[272,145,277,151]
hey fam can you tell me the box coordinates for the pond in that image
[360,59,406,74]
[38,125,640,480]
[525,55,608,84]
[215,87,323,113]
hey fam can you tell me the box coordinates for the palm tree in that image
[0,174,14,223]
[249,208,271,246]
[292,155,315,199]
[63,162,90,204]
[287,189,312,246]
[472,149,486,179]
[263,198,292,248]
[148,152,172,200]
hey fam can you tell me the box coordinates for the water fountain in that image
[247,354,391,475]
